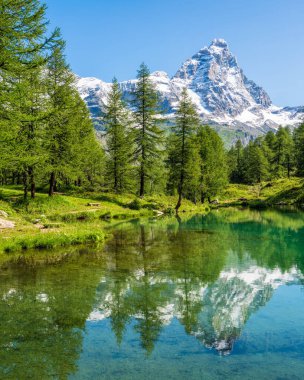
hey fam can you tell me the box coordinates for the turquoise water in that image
[1,208,304,379]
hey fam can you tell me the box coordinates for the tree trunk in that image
[287,156,291,178]
[23,172,28,201]
[28,167,35,199]
[139,163,145,197]
[175,120,186,213]
[114,154,118,193]
[49,172,56,196]
[175,170,184,213]
[175,192,182,213]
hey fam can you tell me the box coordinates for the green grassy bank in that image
[220,177,304,208]
[0,178,303,254]
[0,187,207,254]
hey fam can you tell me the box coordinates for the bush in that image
[128,198,142,210]
[100,211,111,220]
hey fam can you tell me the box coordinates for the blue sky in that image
[45,0,304,106]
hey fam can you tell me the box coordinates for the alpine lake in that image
[1,207,304,380]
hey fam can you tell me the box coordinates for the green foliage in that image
[132,63,165,196]
[229,126,301,185]
[293,124,304,176]
[1,0,304,229]
[197,125,228,201]
[167,88,200,210]
[128,198,143,210]
[103,78,134,192]
[0,3,104,199]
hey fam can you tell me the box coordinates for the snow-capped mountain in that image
[76,39,304,139]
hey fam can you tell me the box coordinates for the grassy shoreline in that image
[220,177,304,209]
[0,187,207,254]
[0,178,303,254]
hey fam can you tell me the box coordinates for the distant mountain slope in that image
[76,39,304,141]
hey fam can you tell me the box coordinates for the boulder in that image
[0,218,15,229]
[210,199,219,205]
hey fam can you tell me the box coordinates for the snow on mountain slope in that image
[76,39,304,137]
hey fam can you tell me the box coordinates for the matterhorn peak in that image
[150,71,170,79]
[76,38,304,139]
[210,38,228,48]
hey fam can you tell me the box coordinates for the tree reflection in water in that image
[1,208,304,379]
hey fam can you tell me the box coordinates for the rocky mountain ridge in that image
[76,39,304,140]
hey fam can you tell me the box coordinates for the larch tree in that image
[45,38,86,195]
[273,127,294,178]
[293,124,304,177]
[169,88,200,212]
[132,63,164,197]
[103,78,133,193]
[0,0,60,199]
[243,140,270,183]
[196,126,228,202]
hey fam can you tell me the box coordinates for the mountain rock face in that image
[76,39,304,140]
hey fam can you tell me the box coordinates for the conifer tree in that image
[132,63,164,197]
[243,140,270,183]
[0,0,60,198]
[0,0,59,73]
[14,65,47,199]
[103,79,133,192]
[228,139,245,183]
[44,39,100,195]
[196,126,228,202]
[273,127,294,177]
[169,88,200,212]
[293,124,304,177]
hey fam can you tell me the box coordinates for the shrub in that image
[128,198,142,210]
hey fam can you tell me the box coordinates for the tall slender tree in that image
[197,126,228,202]
[169,88,200,212]
[132,63,164,197]
[243,140,270,183]
[293,124,304,177]
[273,127,294,178]
[44,38,100,195]
[103,78,133,192]
[0,0,60,198]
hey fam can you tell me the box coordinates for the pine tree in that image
[69,93,105,190]
[0,0,60,198]
[293,124,304,177]
[169,88,200,212]
[273,127,294,178]
[132,63,164,197]
[13,65,48,199]
[243,140,270,183]
[103,78,133,193]
[228,139,245,183]
[44,39,96,195]
[0,0,59,73]
[197,126,228,202]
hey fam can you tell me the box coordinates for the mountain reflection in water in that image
[1,208,304,379]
